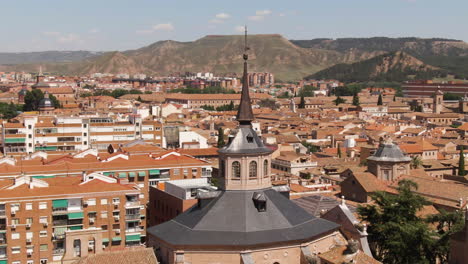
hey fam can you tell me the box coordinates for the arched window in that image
[263,160,269,177]
[232,161,240,178]
[249,161,257,178]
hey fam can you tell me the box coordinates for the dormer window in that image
[246,134,253,143]
[252,192,266,212]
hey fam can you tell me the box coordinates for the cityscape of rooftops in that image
[0,1,467,264]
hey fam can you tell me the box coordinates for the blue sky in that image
[1,0,467,52]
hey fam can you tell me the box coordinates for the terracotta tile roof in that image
[0,177,138,200]
[165,93,271,100]
[353,172,387,193]
[72,247,158,264]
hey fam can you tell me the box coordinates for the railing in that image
[125,201,140,208]
[52,207,68,214]
[53,220,68,226]
[53,248,65,255]
[125,214,140,220]
[125,228,140,233]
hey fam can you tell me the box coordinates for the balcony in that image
[53,248,65,255]
[125,214,140,221]
[52,207,83,215]
[125,201,140,208]
[125,227,140,233]
[52,220,68,226]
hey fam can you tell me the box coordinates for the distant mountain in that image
[2,36,468,81]
[307,51,447,82]
[0,50,104,65]
[292,37,468,79]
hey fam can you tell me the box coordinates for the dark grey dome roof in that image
[367,143,411,162]
[39,97,53,108]
[148,188,339,247]
[18,89,28,96]
[218,126,272,155]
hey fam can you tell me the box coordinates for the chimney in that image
[82,171,87,182]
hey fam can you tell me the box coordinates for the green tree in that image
[411,156,423,169]
[49,94,61,108]
[217,127,225,148]
[333,96,346,106]
[0,102,19,119]
[228,101,235,111]
[137,96,143,102]
[377,94,383,105]
[352,93,360,106]
[299,95,306,109]
[301,141,320,153]
[144,91,152,94]
[358,180,434,264]
[258,99,278,110]
[458,146,465,176]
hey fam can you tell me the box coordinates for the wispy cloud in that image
[136,23,174,34]
[256,10,272,16]
[248,10,272,21]
[57,33,81,43]
[153,23,174,31]
[216,12,231,19]
[210,12,231,24]
[234,26,245,33]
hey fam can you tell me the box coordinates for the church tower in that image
[433,89,443,114]
[218,27,273,191]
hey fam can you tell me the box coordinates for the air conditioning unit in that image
[0,238,5,243]
[26,238,32,243]
[11,224,16,229]
[89,218,95,224]
[113,215,120,221]
[26,223,31,228]
[27,251,33,256]
[43,222,48,227]
[11,210,16,215]
[115,229,120,234]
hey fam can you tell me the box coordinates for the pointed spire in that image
[236,26,254,125]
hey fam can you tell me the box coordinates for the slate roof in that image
[218,126,272,155]
[293,195,357,217]
[148,188,340,247]
[367,143,411,162]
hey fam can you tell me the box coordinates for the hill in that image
[0,50,103,64]
[307,51,447,82]
[292,37,468,79]
[2,36,468,81]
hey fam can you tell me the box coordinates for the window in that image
[11,218,19,225]
[87,199,96,206]
[26,203,33,210]
[39,231,47,237]
[12,233,20,239]
[27,261,34,264]
[173,169,180,176]
[101,225,108,230]
[249,161,257,178]
[39,216,48,224]
[100,199,107,205]
[26,218,33,224]
[40,244,48,251]
[263,160,269,177]
[232,161,241,178]
[101,212,108,219]
[40,259,48,264]
[12,247,20,254]
[11,203,20,211]
[39,202,47,209]
[112,198,120,204]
